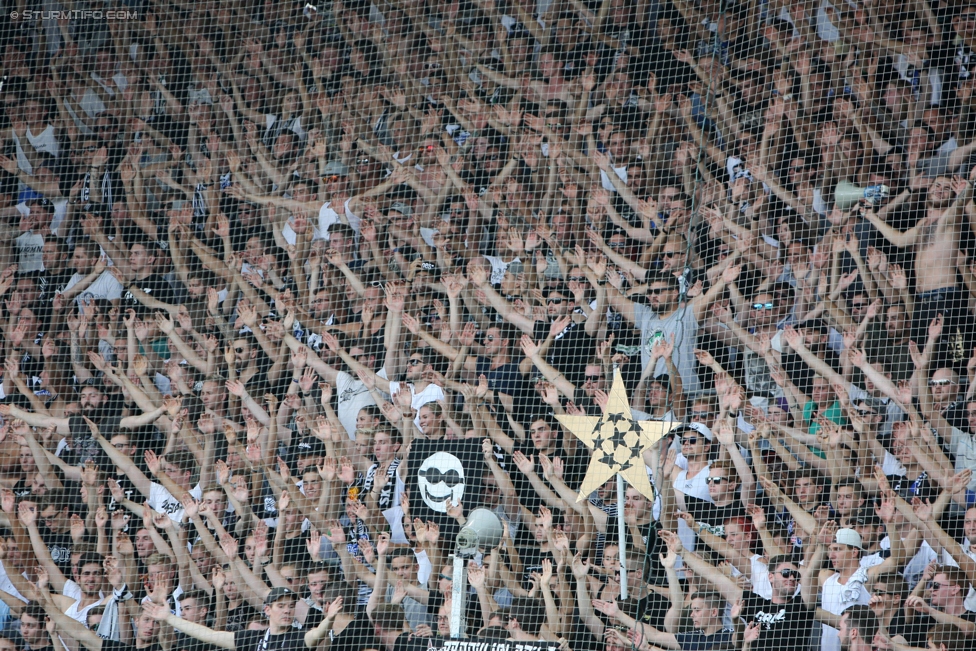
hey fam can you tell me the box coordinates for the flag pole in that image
[616,472,628,600]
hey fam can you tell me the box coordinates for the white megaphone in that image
[456,508,503,556]
[834,180,890,211]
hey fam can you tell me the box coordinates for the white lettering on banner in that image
[437,641,560,651]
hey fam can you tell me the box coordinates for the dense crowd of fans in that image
[0,2,974,651]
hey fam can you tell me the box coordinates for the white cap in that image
[686,421,713,442]
[834,529,863,550]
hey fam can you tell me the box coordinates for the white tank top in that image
[820,572,871,651]
[65,596,104,625]
[674,464,712,553]
[673,464,711,501]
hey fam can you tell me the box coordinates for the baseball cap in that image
[296,436,326,458]
[850,508,881,527]
[389,201,413,217]
[685,421,713,442]
[671,422,713,442]
[834,528,863,550]
[321,160,350,177]
[264,587,298,606]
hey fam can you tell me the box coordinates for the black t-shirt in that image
[11,477,32,498]
[520,546,557,589]
[900,610,976,646]
[37,269,74,302]
[674,629,735,651]
[233,629,306,651]
[226,601,262,632]
[684,497,746,535]
[475,357,524,399]
[123,274,175,312]
[392,633,436,651]
[68,413,121,466]
[329,614,379,651]
[173,632,217,651]
[738,593,816,651]
[636,590,672,631]
[108,472,139,512]
[280,532,309,565]
[532,319,592,387]
[40,528,73,572]
[510,441,589,513]
[887,472,940,503]
[103,641,161,651]
[301,603,324,631]
[884,609,913,644]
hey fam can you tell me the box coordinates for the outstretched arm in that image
[146,603,235,650]
[0,405,69,435]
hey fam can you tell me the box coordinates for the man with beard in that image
[679,545,818,651]
[0,382,121,465]
[868,302,913,382]
[36,238,73,307]
[863,175,973,354]
[837,606,879,651]
[58,239,121,308]
[916,338,976,472]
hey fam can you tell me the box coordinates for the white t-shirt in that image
[387,381,446,431]
[148,482,203,522]
[15,231,45,272]
[335,369,389,438]
[64,270,123,309]
[949,427,976,490]
[282,202,354,244]
[749,556,773,599]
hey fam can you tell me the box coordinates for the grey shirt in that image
[634,302,701,395]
